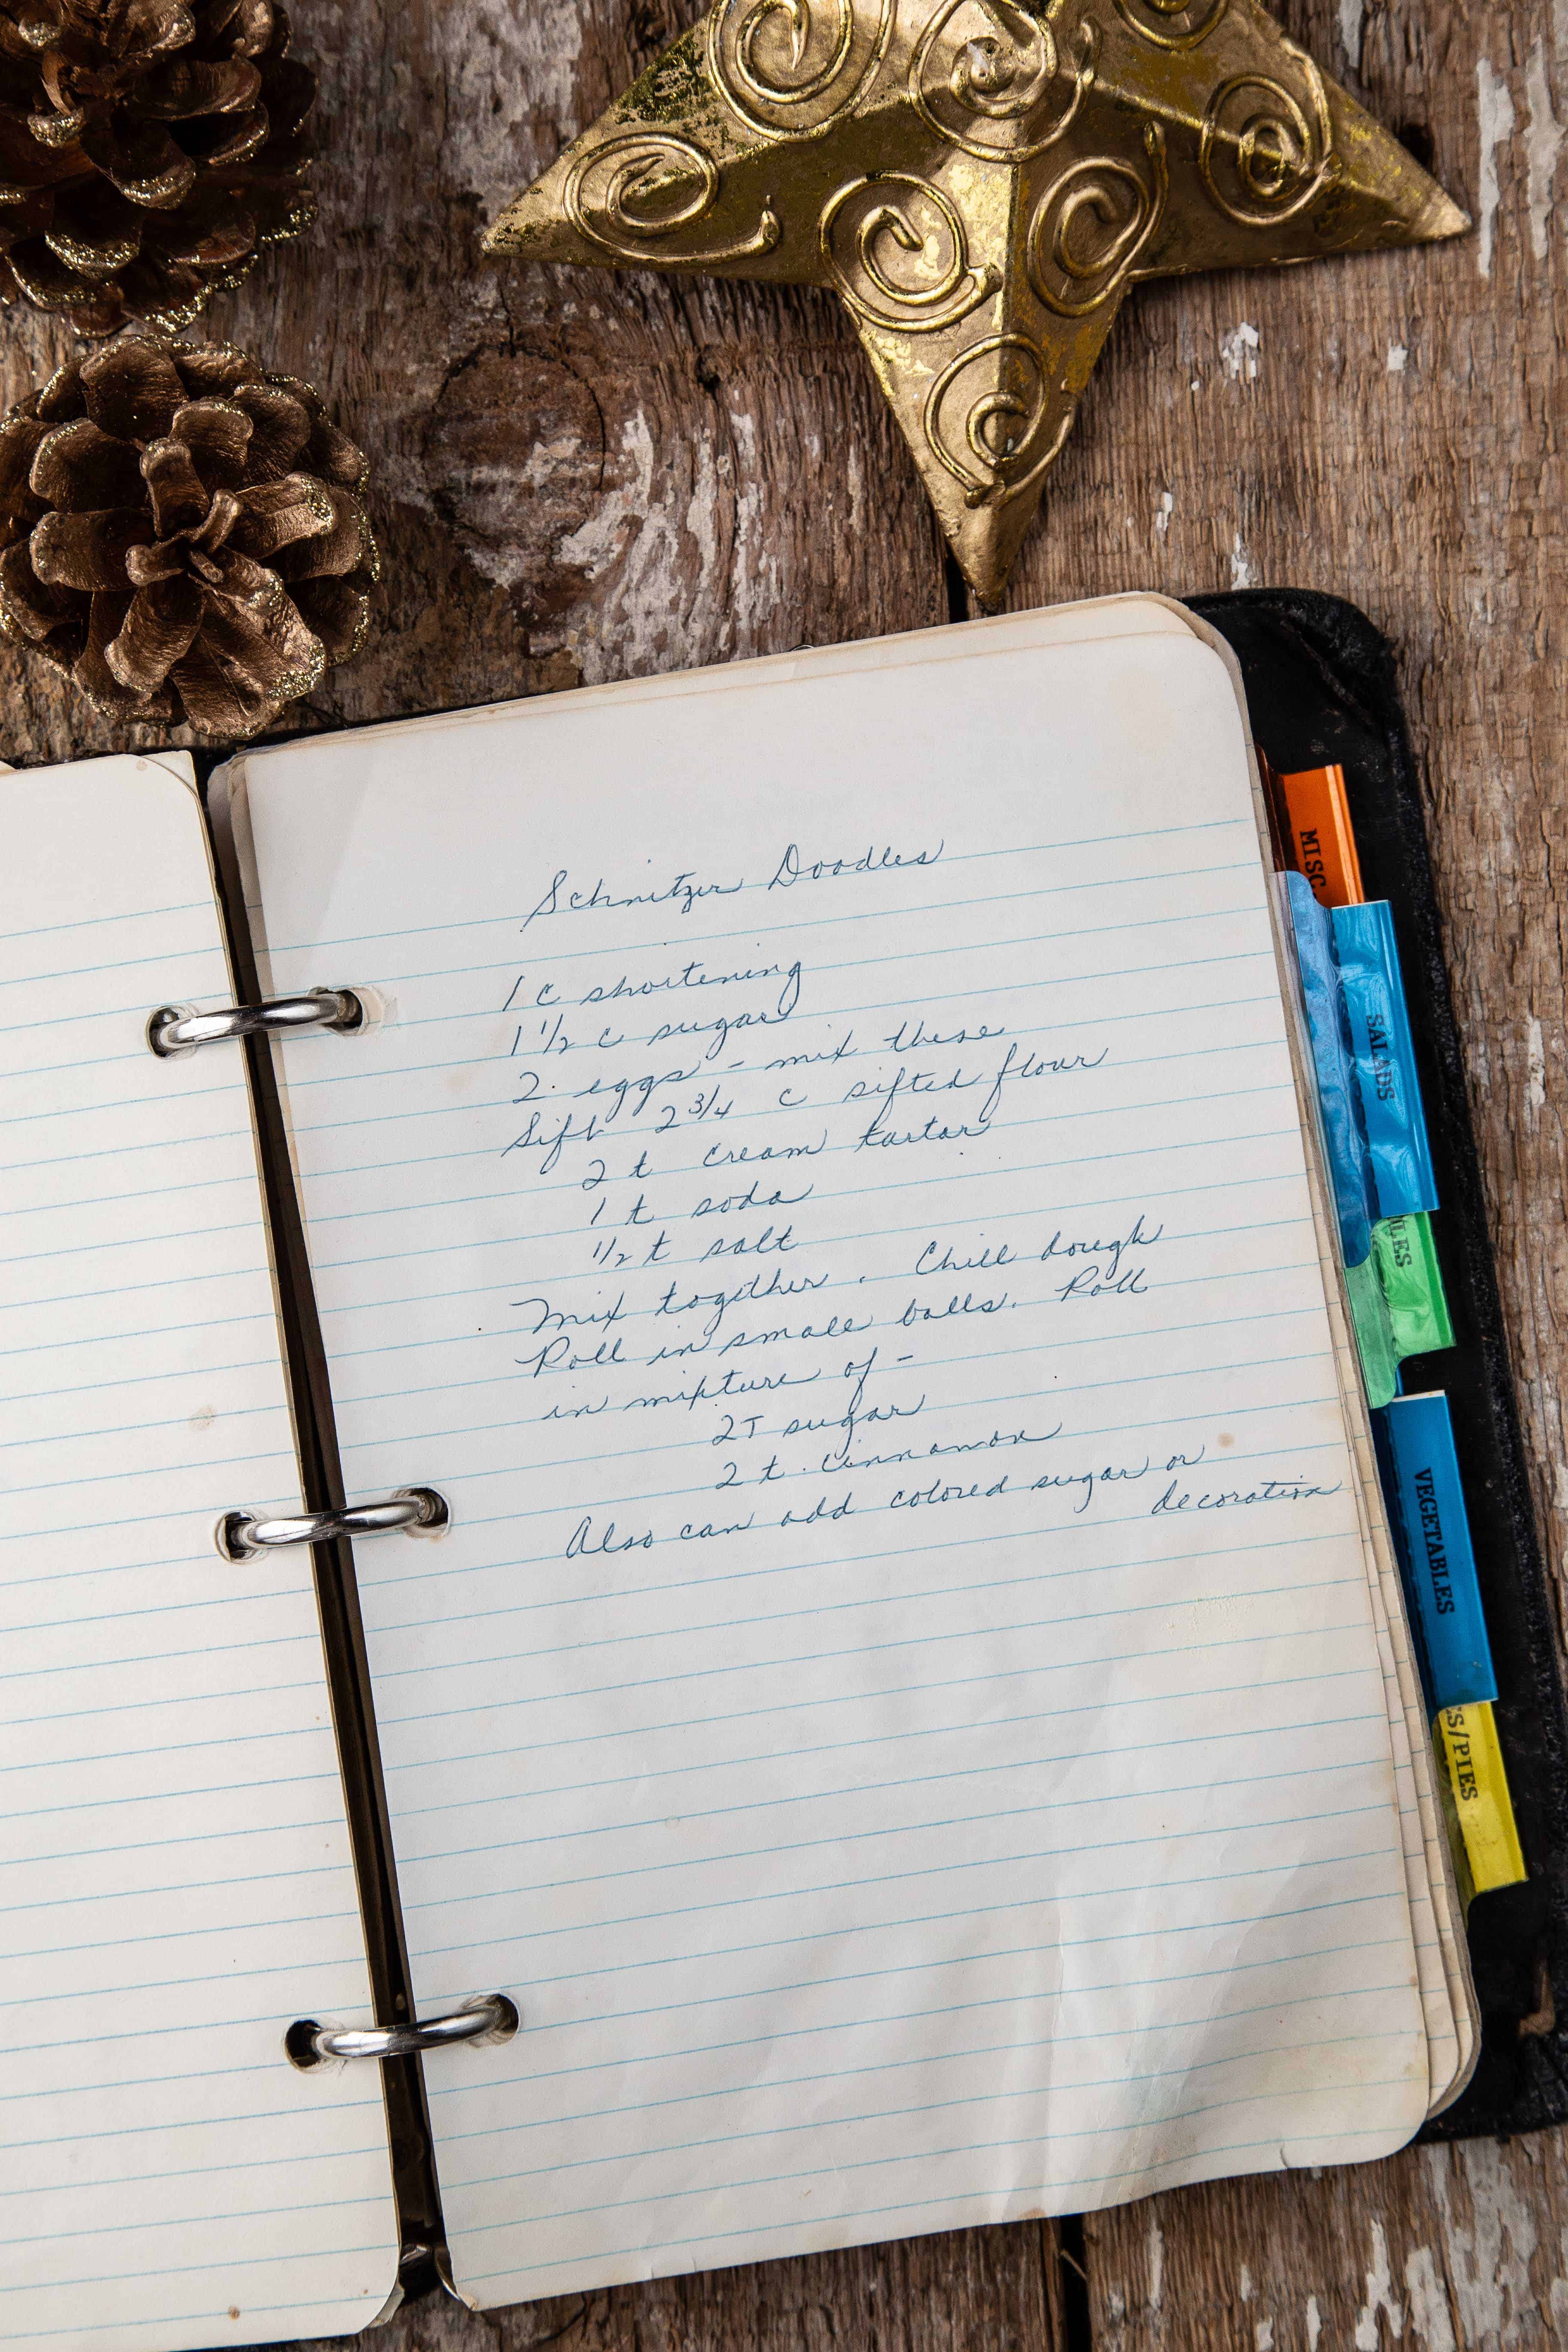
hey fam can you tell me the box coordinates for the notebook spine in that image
[184,776,460,2278]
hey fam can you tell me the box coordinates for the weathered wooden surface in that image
[4,0,1563,2340]
[1084,2140,1568,2351]
[292,2225,1069,2352]
[0,0,951,758]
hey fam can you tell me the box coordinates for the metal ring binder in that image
[217,1486,448,1561]
[287,1993,519,2068]
[147,987,364,1058]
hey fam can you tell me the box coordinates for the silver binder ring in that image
[147,988,364,1058]
[287,1993,520,2069]
[217,1486,448,1562]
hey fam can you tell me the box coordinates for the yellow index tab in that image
[1435,1703,1527,1898]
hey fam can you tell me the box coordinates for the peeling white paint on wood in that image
[1524,39,1565,260]
[1404,2246,1458,2351]
[1528,1016,1548,1121]
[1476,58,1518,279]
[555,407,738,681]
[1338,0,1365,71]
[1355,2219,1405,2346]
[435,0,587,208]
[556,407,659,589]
[1552,2245,1568,2335]
[1420,2140,1543,2346]
[1220,322,1261,382]
[726,409,787,641]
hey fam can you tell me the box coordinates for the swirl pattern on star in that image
[487,0,1467,600]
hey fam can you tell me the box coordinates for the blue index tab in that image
[1329,900,1439,1219]
[1344,1254,1398,1409]
[1286,872,1376,1265]
[1372,1391,1497,1715]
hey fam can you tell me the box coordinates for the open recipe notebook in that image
[2,596,1483,2350]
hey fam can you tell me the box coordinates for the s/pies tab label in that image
[1435,1702,1526,1898]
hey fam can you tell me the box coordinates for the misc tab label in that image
[1298,824,1327,900]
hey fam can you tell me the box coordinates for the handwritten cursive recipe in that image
[246,633,1419,2293]
[484,827,1336,1570]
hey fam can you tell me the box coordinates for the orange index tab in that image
[1279,764,1366,908]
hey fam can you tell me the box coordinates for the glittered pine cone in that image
[0,334,378,736]
[0,0,314,334]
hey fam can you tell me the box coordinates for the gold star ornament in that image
[484,0,1467,603]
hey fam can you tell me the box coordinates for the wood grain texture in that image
[286,2225,1067,2352]
[0,0,950,766]
[3,0,1559,2343]
[1084,2139,1568,2351]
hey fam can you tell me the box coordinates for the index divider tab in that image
[1374,1212,1456,1359]
[1331,901,1440,1219]
[1374,1391,1498,1716]
[1346,1255,1399,1409]
[1278,764,1367,908]
[1435,1704,1528,1900]
[1274,749,1496,1936]
[1287,871,1377,1264]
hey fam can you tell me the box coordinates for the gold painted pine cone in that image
[0,334,377,736]
[0,0,315,335]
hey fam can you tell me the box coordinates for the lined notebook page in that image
[0,759,398,2349]
[241,620,1428,2304]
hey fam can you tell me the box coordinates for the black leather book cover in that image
[1190,588,1568,2141]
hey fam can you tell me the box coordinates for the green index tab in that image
[1373,1212,1455,1358]
[1345,1253,1399,1409]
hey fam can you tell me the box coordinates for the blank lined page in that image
[240,618,1428,2304]
[0,758,398,2349]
